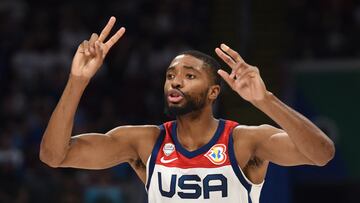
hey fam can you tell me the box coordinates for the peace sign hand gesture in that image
[71,17,125,80]
[215,44,268,103]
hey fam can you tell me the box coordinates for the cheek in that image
[164,81,170,91]
[186,78,204,88]
[187,84,209,99]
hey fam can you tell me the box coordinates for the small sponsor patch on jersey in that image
[205,144,227,165]
[163,143,175,156]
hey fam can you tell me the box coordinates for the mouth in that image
[167,89,185,103]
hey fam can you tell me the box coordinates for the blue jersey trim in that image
[146,125,166,191]
[228,132,252,193]
[170,119,225,159]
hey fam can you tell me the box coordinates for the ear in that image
[208,85,221,101]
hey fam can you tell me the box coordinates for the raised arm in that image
[215,44,335,166]
[39,17,151,169]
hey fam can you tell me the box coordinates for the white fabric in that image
[146,156,264,203]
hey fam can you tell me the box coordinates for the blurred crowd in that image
[287,0,360,58]
[0,0,359,202]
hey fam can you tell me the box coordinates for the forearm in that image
[40,75,89,167]
[252,91,335,166]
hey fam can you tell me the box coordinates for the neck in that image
[175,105,219,151]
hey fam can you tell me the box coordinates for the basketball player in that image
[39,17,335,203]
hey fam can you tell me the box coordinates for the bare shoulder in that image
[110,125,161,183]
[106,125,162,170]
[106,124,161,141]
[233,124,283,142]
[231,124,284,159]
[105,124,161,160]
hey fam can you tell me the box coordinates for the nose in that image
[171,76,183,89]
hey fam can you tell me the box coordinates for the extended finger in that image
[98,16,116,42]
[105,27,126,49]
[215,48,236,68]
[220,43,244,63]
[217,69,234,87]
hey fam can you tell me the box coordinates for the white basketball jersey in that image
[145,119,264,203]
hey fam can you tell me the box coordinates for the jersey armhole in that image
[145,124,165,191]
[228,131,253,192]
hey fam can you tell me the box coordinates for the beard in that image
[164,88,208,117]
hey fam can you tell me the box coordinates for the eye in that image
[167,73,175,80]
[186,74,196,79]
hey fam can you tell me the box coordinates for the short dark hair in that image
[179,50,221,86]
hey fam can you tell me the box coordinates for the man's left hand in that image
[215,43,268,103]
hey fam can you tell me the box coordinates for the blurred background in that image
[0,0,359,202]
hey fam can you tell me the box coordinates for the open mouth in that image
[167,89,184,103]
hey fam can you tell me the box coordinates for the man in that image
[40,17,335,203]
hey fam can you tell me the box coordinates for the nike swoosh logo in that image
[160,157,178,164]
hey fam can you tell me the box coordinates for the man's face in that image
[164,55,212,117]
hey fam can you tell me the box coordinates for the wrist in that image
[68,74,90,89]
[251,91,275,109]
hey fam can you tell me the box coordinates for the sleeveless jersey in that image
[145,119,264,203]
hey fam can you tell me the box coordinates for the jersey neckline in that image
[170,119,225,159]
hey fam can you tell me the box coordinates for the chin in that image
[167,100,185,106]
[167,104,183,110]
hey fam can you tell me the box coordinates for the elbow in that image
[39,147,63,168]
[314,141,336,167]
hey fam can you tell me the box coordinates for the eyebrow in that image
[167,66,175,72]
[166,65,201,74]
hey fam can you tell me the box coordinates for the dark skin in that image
[39,17,335,185]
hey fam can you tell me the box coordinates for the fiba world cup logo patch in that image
[163,143,175,156]
[205,144,227,165]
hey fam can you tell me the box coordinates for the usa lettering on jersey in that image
[158,172,228,199]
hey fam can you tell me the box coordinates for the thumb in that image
[217,69,234,87]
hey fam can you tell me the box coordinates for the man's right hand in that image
[71,16,125,80]
[40,16,161,176]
